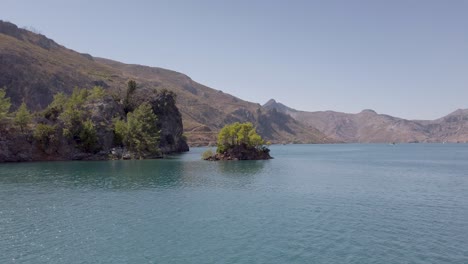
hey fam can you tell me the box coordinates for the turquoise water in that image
[0,144,467,263]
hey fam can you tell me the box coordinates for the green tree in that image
[43,92,68,120]
[123,80,137,113]
[69,87,89,106]
[88,86,106,101]
[79,119,99,152]
[114,102,160,158]
[216,122,265,153]
[217,125,232,152]
[59,88,87,140]
[237,122,254,145]
[33,124,57,149]
[14,102,32,132]
[202,148,215,160]
[49,92,68,110]
[0,88,11,120]
[248,130,264,148]
[113,117,127,146]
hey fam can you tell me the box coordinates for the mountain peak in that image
[0,20,60,50]
[360,109,377,115]
[447,108,468,116]
[263,99,298,114]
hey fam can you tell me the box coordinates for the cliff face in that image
[0,91,188,162]
[132,88,189,153]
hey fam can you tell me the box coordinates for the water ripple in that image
[0,144,467,263]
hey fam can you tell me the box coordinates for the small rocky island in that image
[203,122,272,161]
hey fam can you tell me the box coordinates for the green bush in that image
[14,102,32,132]
[202,149,214,160]
[59,88,89,141]
[87,86,106,101]
[33,124,57,149]
[113,117,127,146]
[217,122,265,153]
[79,119,99,153]
[43,92,68,121]
[114,102,160,158]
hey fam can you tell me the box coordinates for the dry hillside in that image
[264,99,468,143]
[0,20,330,146]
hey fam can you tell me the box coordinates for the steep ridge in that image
[0,20,330,145]
[264,99,468,143]
[421,109,468,143]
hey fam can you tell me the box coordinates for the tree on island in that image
[204,122,271,160]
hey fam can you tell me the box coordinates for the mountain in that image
[421,109,468,143]
[0,20,330,145]
[263,99,298,115]
[264,99,468,143]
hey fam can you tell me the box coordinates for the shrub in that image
[87,86,106,101]
[43,92,68,121]
[202,149,214,160]
[79,119,99,153]
[14,102,32,132]
[33,124,57,149]
[59,88,89,141]
[217,122,265,153]
[113,117,127,146]
[113,102,160,158]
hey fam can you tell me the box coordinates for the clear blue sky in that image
[2,0,467,119]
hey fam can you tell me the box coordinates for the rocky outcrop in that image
[127,87,189,154]
[0,91,189,162]
[0,126,34,162]
[204,145,272,161]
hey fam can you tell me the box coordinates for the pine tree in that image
[14,102,32,132]
[114,102,160,158]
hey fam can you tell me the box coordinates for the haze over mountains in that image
[264,99,468,143]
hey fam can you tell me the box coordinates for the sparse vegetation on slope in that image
[0,20,330,146]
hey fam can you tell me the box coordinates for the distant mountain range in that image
[1,20,466,145]
[264,99,468,143]
[0,20,329,146]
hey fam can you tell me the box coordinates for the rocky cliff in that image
[0,88,188,162]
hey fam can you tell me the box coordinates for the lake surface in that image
[1,144,467,263]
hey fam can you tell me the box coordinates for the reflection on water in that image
[0,144,467,264]
[216,160,266,175]
[0,160,188,190]
[0,157,269,191]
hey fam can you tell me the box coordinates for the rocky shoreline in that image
[204,145,271,161]
[0,87,189,163]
